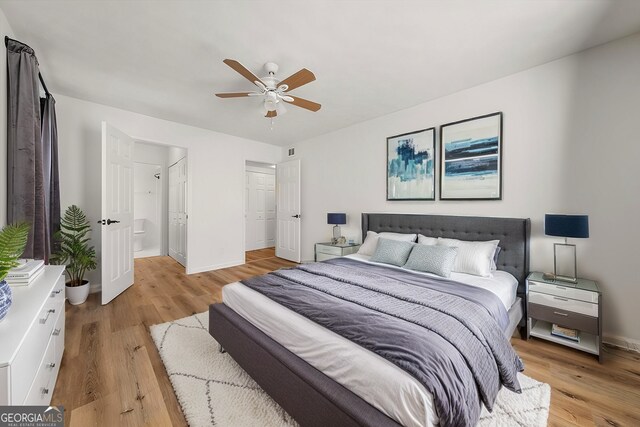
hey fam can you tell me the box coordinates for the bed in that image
[209,213,530,427]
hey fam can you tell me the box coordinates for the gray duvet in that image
[241,257,524,427]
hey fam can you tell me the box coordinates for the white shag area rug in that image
[150,312,550,427]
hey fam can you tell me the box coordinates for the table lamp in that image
[544,214,589,283]
[327,213,346,245]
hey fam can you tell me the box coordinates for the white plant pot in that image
[66,280,90,305]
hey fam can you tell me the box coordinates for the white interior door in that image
[245,171,276,251]
[101,122,134,305]
[169,157,187,266]
[276,159,300,262]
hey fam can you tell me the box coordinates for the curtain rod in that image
[4,35,51,96]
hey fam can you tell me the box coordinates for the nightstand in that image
[314,242,361,262]
[526,272,602,362]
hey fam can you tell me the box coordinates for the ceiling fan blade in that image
[265,110,277,118]
[284,95,321,112]
[277,68,316,92]
[223,59,266,88]
[215,92,253,98]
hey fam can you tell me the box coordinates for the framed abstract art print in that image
[387,128,436,201]
[439,112,503,200]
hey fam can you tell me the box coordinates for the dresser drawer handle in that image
[553,311,569,317]
[553,296,569,301]
[52,328,61,336]
[40,308,56,324]
[48,362,56,368]
[42,388,50,395]
[50,289,62,297]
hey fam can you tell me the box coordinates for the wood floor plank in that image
[51,249,640,426]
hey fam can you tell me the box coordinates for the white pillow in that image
[417,234,438,245]
[437,237,499,277]
[358,231,417,256]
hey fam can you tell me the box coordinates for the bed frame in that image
[209,213,530,427]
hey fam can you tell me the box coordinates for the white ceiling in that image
[2,0,640,146]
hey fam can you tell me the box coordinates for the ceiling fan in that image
[215,59,321,118]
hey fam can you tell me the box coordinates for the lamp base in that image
[551,274,578,284]
[331,225,341,245]
[553,242,578,283]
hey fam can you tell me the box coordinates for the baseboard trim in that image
[603,334,640,353]
[187,259,244,275]
[89,282,101,294]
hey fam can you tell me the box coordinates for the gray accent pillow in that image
[403,245,458,277]
[370,238,415,267]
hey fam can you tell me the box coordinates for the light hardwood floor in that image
[52,249,640,426]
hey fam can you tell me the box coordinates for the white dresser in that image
[0,266,66,405]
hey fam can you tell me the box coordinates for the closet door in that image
[169,158,187,266]
[246,171,277,251]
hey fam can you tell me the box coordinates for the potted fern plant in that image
[0,223,30,321]
[52,205,97,305]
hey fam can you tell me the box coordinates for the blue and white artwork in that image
[387,128,435,200]
[440,113,502,200]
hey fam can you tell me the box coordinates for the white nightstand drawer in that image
[316,245,343,256]
[529,280,598,303]
[529,291,598,317]
[317,252,339,262]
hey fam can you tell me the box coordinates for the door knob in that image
[106,219,120,225]
[291,214,301,218]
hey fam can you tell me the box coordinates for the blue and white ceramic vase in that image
[0,280,12,322]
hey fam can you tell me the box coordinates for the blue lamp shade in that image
[327,213,346,225]
[545,214,589,238]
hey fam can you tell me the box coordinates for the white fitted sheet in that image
[222,256,518,427]
[223,282,438,427]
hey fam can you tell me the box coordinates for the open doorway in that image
[133,141,187,268]
[245,161,276,261]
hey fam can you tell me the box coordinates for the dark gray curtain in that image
[6,38,59,262]
[41,94,61,254]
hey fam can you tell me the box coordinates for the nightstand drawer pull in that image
[553,311,569,317]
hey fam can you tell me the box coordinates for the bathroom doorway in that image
[133,141,187,268]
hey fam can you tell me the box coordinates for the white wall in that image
[0,8,15,227]
[288,32,640,346]
[55,94,282,287]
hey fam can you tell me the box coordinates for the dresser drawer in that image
[52,308,65,368]
[529,292,598,317]
[316,244,343,256]
[529,303,598,334]
[529,280,598,303]
[23,335,56,405]
[10,298,63,404]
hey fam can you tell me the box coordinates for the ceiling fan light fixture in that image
[263,99,277,113]
[275,101,287,115]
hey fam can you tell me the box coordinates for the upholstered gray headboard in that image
[361,213,531,293]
